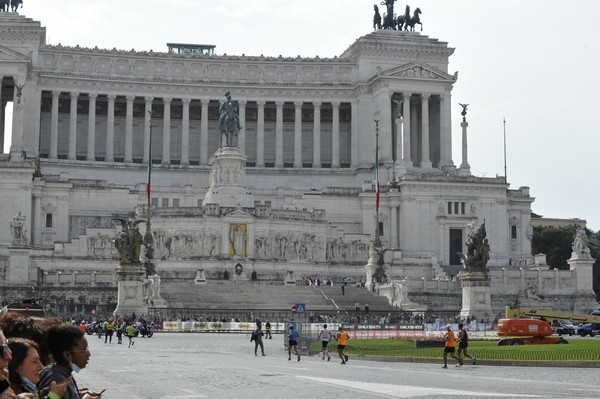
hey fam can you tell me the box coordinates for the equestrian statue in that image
[218,91,242,148]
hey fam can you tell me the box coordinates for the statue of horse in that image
[396,5,410,31]
[0,0,10,12]
[219,101,240,147]
[10,0,23,12]
[406,7,423,32]
[373,4,382,30]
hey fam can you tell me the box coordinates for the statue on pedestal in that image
[113,219,145,264]
[571,227,591,259]
[218,91,242,147]
[459,221,490,273]
[10,211,29,247]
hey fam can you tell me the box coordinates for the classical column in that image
[256,100,265,167]
[9,76,26,159]
[420,94,432,169]
[402,93,412,166]
[68,92,79,160]
[390,205,398,248]
[162,97,171,164]
[312,101,321,168]
[0,81,3,153]
[440,92,454,168]
[181,98,190,166]
[459,112,471,175]
[50,91,60,159]
[143,97,153,163]
[410,96,418,166]
[275,100,284,167]
[332,102,340,168]
[200,99,209,165]
[124,95,134,163]
[238,100,246,155]
[106,94,115,162]
[293,101,302,168]
[86,93,97,161]
[32,185,42,246]
[351,100,358,167]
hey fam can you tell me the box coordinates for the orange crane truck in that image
[496,306,600,345]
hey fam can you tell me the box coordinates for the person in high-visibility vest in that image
[126,323,136,348]
[104,320,114,344]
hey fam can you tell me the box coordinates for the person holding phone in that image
[38,325,103,399]
[8,337,71,398]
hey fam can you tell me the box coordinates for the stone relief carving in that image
[153,230,222,260]
[255,232,323,261]
[87,234,118,258]
[326,238,369,262]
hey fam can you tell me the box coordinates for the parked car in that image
[550,319,575,336]
[576,323,600,337]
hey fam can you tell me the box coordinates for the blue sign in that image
[295,303,306,312]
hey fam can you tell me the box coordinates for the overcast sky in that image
[11,0,600,230]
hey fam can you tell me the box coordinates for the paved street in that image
[77,333,599,399]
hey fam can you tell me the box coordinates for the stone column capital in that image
[313,101,322,108]
[88,93,98,100]
[275,100,284,107]
[201,98,210,106]
[163,97,172,104]
[238,99,247,107]
[107,94,116,101]
[126,95,135,103]
[52,90,61,98]
[294,101,303,108]
[256,100,266,107]
[332,102,340,108]
[181,98,191,105]
[145,96,154,104]
[421,93,431,100]
[70,92,79,99]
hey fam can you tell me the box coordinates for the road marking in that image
[296,376,543,398]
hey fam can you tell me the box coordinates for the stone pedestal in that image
[567,257,600,311]
[114,266,148,317]
[284,270,296,286]
[8,246,30,283]
[459,271,494,320]
[194,269,207,285]
[202,147,254,208]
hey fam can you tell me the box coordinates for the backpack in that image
[250,330,258,342]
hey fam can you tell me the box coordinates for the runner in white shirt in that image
[317,324,332,361]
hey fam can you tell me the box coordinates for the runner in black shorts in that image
[457,323,476,365]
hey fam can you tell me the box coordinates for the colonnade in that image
[41,91,354,168]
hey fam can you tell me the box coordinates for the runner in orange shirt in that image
[334,326,350,364]
[443,325,461,368]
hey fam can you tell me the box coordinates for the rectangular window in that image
[378,222,384,236]
[454,202,459,214]
[447,202,452,214]
[161,198,169,207]
[511,225,517,239]
[449,229,463,265]
[461,202,465,215]
[151,198,159,207]
[45,213,53,228]
[173,199,180,207]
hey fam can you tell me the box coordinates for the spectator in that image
[38,324,103,398]
[8,337,70,397]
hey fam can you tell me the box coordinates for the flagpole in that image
[144,111,154,272]
[374,119,381,248]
